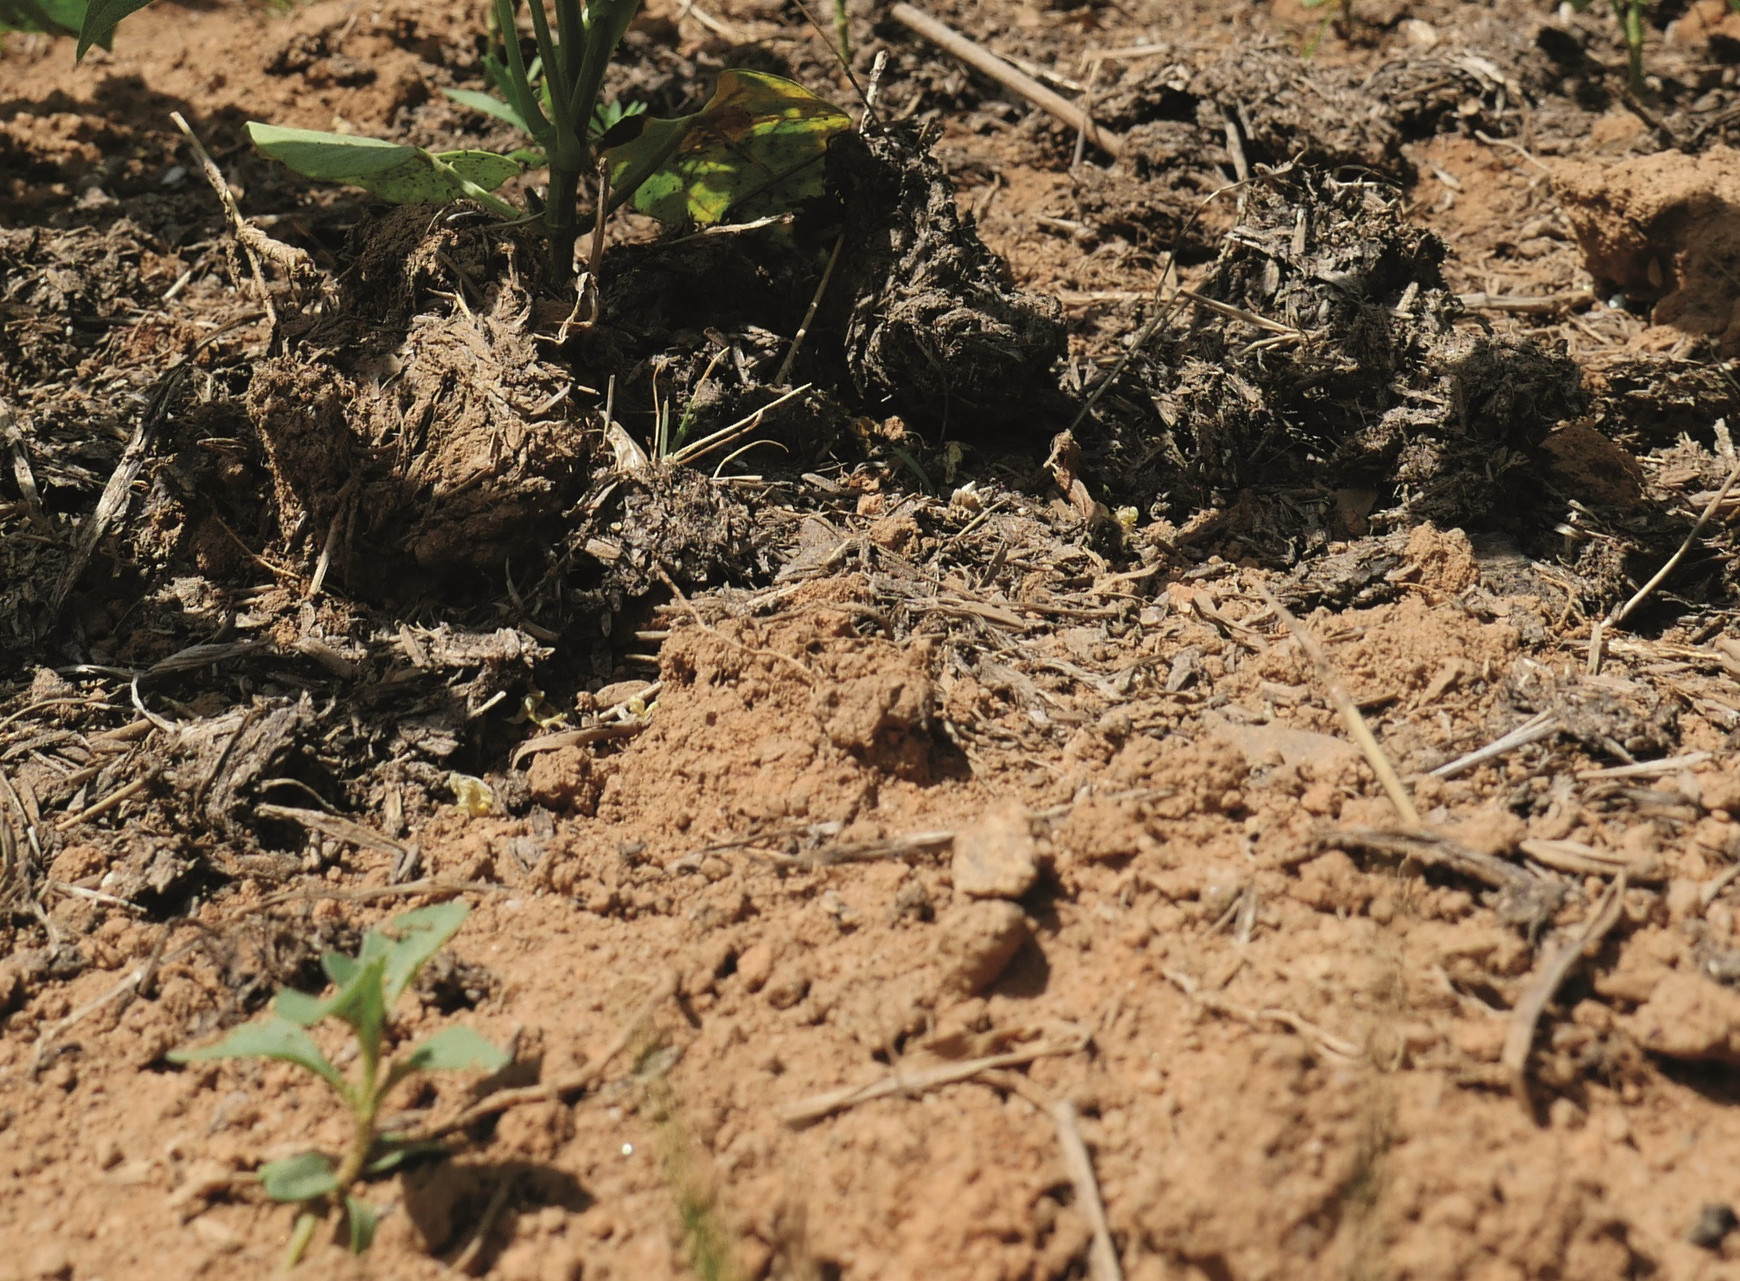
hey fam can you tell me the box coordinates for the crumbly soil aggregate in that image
[8,2,1740,1279]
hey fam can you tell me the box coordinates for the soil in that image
[7,1,1740,1279]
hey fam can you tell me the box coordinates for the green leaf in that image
[603,70,851,228]
[363,1140,442,1176]
[322,951,361,989]
[325,955,388,1060]
[260,1152,340,1202]
[245,124,522,214]
[74,0,144,57]
[344,1196,379,1253]
[274,988,331,1028]
[402,1026,511,1074]
[0,0,84,38]
[445,87,532,134]
[167,1016,345,1094]
[379,901,470,1007]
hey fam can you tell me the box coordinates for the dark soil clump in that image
[825,121,1068,436]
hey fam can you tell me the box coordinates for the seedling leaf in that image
[379,901,470,1006]
[245,124,522,213]
[274,988,331,1028]
[603,70,850,227]
[167,1016,345,1094]
[444,86,532,133]
[344,1196,379,1253]
[403,1025,512,1074]
[260,1152,341,1202]
[74,0,145,57]
[363,1141,442,1176]
[322,951,361,989]
[324,956,389,1060]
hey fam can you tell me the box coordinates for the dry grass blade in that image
[255,803,411,860]
[1053,1099,1123,1281]
[1258,585,1422,827]
[1609,430,1740,631]
[1501,871,1627,1113]
[778,1031,1090,1127]
[1428,711,1557,779]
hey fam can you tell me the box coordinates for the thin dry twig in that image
[778,1030,1091,1126]
[1501,871,1627,1112]
[776,234,844,385]
[510,720,649,768]
[1325,826,1535,891]
[1053,1099,1123,1281]
[1610,436,1740,632]
[1427,711,1557,779]
[254,803,411,861]
[1456,288,1595,315]
[1162,970,1360,1060]
[889,4,1124,158]
[396,973,679,1144]
[449,1175,515,1273]
[1258,585,1421,827]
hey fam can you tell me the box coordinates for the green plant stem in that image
[547,159,582,279]
[1621,0,1645,92]
[283,1211,320,1272]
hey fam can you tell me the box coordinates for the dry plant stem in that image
[1052,1100,1123,1281]
[1162,970,1360,1060]
[775,234,844,385]
[1326,827,1534,891]
[888,4,1124,158]
[1258,586,1422,827]
[778,1034,1089,1126]
[399,973,678,1144]
[1501,871,1627,1113]
[255,803,412,861]
[450,1175,515,1272]
[1457,288,1595,315]
[1609,435,1740,630]
[1427,711,1557,779]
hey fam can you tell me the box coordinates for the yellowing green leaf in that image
[245,123,522,216]
[603,70,850,227]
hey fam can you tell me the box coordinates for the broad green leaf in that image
[260,1152,340,1202]
[438,150,525,192]
[0,0,83,38]
[344,1196,379,1253]
[444,87,532,133]
[402,1026,511,1074]
[167,1016,345,1094]
[74,0,144,57]
[603,70,850,228]
[245,124,521,214]
[379,901,470,1007]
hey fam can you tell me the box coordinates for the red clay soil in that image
[7,2,1740,1280]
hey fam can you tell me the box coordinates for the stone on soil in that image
[951,802,1038,900]
[935,901,1028,996]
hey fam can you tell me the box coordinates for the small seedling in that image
[51,0,850,281]
[167,901,509,1267]
[1567,0,1740,93]
[1299,0,1351,58]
